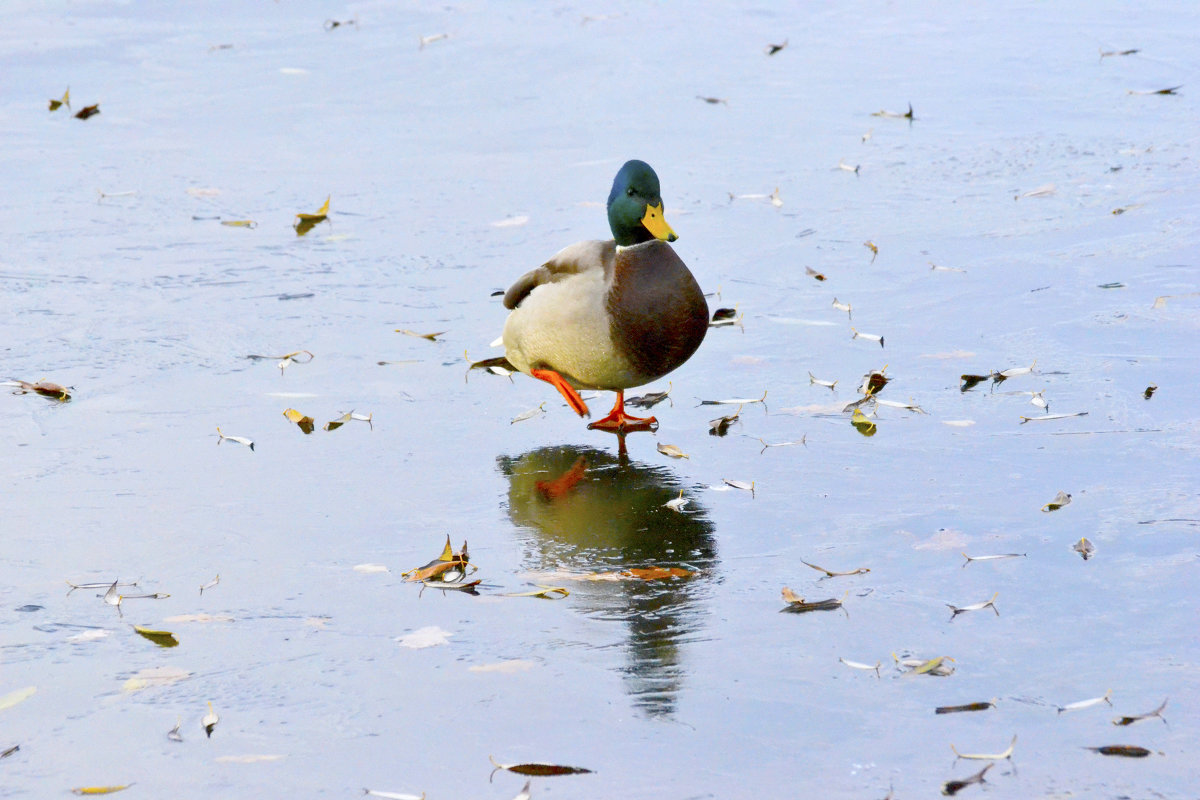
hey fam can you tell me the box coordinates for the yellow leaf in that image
[283,408,315,434]
[72,785,133,795]
[133,626,179,648]
[296,195,331,220]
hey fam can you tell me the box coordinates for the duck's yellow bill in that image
[641,203,677,242]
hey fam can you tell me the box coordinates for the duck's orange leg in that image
[530,368,590,417]
[587,390,658,433]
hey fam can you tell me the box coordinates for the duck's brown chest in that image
[606,241,709,382]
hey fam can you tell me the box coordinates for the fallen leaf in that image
[74,103,100,120]
[656,443,689,459]
[489,755,593,776]
[133,626,179,648]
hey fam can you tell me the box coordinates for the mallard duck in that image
[501,160,708,432]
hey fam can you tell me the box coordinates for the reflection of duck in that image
[497,445,717,717]
[499,160,708,434]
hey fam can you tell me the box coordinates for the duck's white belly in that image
[502,271,638,389]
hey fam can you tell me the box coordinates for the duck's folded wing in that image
[503,240,614,309]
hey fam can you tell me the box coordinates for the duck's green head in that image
[607,159,677,247]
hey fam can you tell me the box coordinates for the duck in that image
[500,159,708,433]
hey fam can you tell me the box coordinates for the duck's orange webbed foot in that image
[586,391,658,434]
[530,368,590,417]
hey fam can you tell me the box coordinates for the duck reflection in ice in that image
[497,444,717,717]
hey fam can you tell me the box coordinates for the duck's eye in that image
[627,188,635,196]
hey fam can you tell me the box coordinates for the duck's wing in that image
[503,240,614,310]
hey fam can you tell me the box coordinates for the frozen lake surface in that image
[2,1,1197,797]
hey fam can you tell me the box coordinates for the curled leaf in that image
[294,196,331,235]
[283,408,315,434]
[801,560,869,578]
[74,103,100,120]
[656,443,689,459]
[1073,537,1096,560]
[1113,698,1168,726]
[1058,689,1112,713]
[216,427,254,450]
[951,734,1016,761]
[49,87,70,111]
[1042,491,1071,512]
[941,763,991,796]
[947,592,999,620]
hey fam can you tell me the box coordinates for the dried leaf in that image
[947,592,999,619]
[801,560,869,578]
[489,755,593,776]
[1058,689,1112,713]
[397,329,447,341]
[6,379,72,401]
[780,587,846,613]
[199,574,220,595]
[364,790,426,800]
[806,266,827,280]
[1073,537,1096,560]
[1113,698,1168,726]
[511,403,546,425]
[402,536,470,582]
[1127,86,1181,95]
[959,374,990,392]
[764,39,787,55]
[838,658,881,676]
[656,443,689,459]
[936,701,995,714]
[951,734,1016,761]
[664,491,689,512]
[1042,491,1072,512]
[851,327,884,348]
[1143,384,1157,399]
[870,103,913,119]
[49,87,70,111]
[202,702,219,738]
[74,103,100,120]
[701,390,766,405]
[216,427,254,450]
[941,763,992,796]
[722,478,755,495]
[831,298,852,318]
[294,196,330,235]
[626,383,672,409]
[283,408,315,434]
[1021,411,1087,423]
[808,372,837,390]
[1086,745,1152,757]
[961,552,1025,567]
